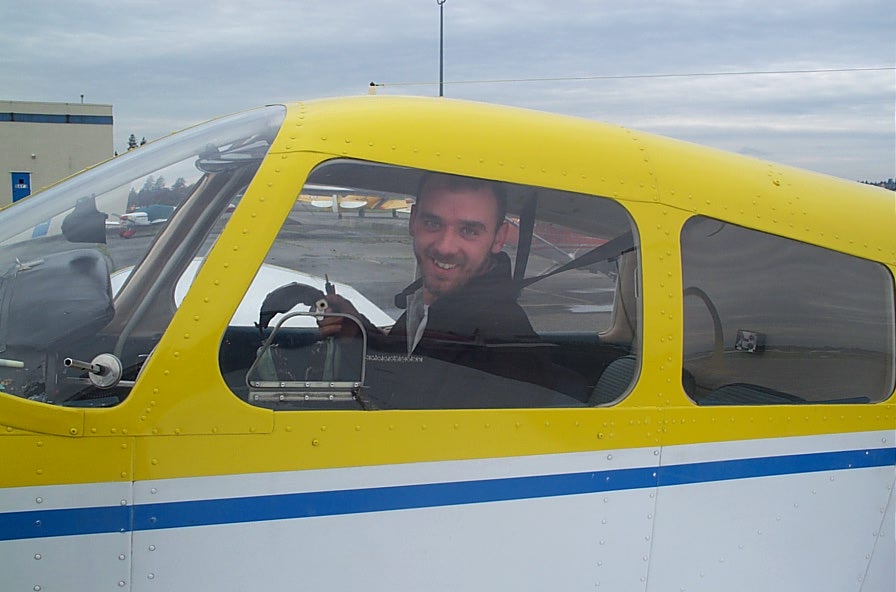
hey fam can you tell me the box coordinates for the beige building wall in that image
[0,100,113,206]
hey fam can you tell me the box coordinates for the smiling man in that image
[410,173,509,305]
[319,172,553,390]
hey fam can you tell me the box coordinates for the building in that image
[0,100,113,206]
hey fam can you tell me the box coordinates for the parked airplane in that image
[0,96,893,591]
[116,204,176,238]
[299,183,412,215]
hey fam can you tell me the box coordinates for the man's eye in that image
[460,226,481,238]
[423,219,440,230]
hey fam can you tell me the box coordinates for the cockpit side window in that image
[220,160,640,410]
[681,216,896,404]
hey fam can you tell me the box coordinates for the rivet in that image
[34,553,41,560]
[35,497,43,504]
[312,439,320,446]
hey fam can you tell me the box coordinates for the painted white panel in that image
[1,481,134,592]
[2,533,133,592]
[132,490,657,592]
[131,447,661,591]
[0,481,132,511]
[861,477,895,592]
[647,432,895,592]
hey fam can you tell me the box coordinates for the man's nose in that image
[431,228,461,254]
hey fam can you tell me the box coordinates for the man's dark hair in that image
[416,172,508,230]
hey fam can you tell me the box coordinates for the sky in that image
[2,0,894,182]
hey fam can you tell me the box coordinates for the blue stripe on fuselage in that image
[2,447,893,542]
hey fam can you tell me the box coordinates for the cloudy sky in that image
[2,1,893,181]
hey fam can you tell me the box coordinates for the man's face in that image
[409,180,508,304]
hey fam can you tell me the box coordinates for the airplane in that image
[298,183,412,216]
[0,96,893,591]
[116,204,177,238]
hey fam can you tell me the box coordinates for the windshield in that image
[0,105,285,407]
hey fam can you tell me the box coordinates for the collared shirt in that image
[404,289,429,355]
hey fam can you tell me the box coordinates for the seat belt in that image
[516,230,636,290]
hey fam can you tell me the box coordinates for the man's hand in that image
[317,294,362,339]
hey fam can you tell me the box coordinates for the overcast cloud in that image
[1,0,893,181]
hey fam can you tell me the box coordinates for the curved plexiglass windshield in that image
[0,105,285,407]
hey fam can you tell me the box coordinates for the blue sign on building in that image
[11,172,31,202]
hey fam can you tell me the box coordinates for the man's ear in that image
[491,221,509,253]
[408,204,417,236]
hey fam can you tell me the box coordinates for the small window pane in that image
[681,216,895,404]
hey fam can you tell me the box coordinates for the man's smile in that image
[432,257,459,270]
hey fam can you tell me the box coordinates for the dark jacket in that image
[379,252,555,390]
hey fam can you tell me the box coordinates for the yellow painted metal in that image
[0,395,84,438]
[1,433,133,488]
[0,96,893,488]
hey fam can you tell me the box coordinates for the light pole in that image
[437,0,446,97]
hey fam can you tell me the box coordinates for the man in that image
[319,172,553,390]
